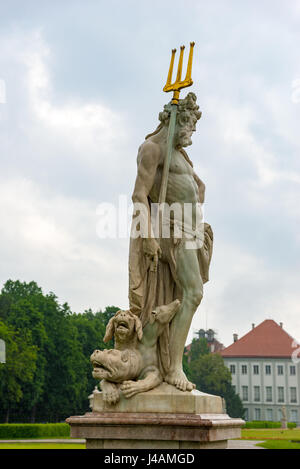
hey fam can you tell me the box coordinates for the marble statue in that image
[90,43,213,403]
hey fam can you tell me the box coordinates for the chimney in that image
[252,323,255,330]
[280,322,283,328]
[233,333,238,343]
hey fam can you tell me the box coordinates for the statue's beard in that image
[175,129,193,148]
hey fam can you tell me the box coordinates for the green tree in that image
[189,353,245,418]
[2,298,47,421]
[0,279,121,422]
[36,296,87,421]
[189,337,210,361]
[0,320,37,422]
[0,281,48,421]
[0,280,88,422]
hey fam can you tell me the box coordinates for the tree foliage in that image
[0,280,117,423]
[185,336,245,419]
[0,279,244,422]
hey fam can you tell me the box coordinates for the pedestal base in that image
[66,384,244,449]
[67,411,243,449]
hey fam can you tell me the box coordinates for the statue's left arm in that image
[193,171,205,203]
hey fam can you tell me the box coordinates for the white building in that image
[221,320,300,424]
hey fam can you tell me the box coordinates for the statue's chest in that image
[168,150,192,175]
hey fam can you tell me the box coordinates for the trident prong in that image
[163,42,195,104]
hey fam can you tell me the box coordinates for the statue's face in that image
[175,113,197,148]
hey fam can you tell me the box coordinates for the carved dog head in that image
[104,309,143,346]
[90,348,142,383]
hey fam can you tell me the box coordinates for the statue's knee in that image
[186,288,203,308]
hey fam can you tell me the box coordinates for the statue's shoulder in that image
[137,138,161,166]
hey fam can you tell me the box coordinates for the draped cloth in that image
[128,222,213,375]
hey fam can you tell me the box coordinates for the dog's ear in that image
[134,315,143,341]
[103,311,120,342]
[103,317,115,342]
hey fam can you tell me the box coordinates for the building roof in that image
[220,320,297,359]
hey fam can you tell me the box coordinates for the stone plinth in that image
[92,382,223,414]
[66,384,244,449]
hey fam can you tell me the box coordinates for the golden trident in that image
[163,42,195,105]
[158,42,195,207]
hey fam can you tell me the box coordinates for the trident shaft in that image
[142,43,196,328]
[158,42,195,208]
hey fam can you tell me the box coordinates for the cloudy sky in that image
[0,0,300,347]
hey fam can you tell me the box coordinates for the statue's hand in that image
[143,238,162,272]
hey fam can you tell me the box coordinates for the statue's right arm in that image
[132,141,160,208]
[131,141,161,260]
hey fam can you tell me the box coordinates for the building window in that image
[290,365,296,376]
[290,387,297,403]
[244,408,249,421]
[278,387,284,403]
[266,409,273,421]
[290,410,298,423]
[277,365,284,375]
[241,365,247,375]
[255,408,261,421]
[253,365,259,375]
[254,386,260,402]
[265,365,271,375]
[265,386,273,402]
[242,386,248,401]
[232,385,236,393]
[230,364,236,375]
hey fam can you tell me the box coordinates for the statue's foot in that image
[164,370,196,392]
[120,380,142,398]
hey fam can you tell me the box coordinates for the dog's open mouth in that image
[93,362,111,374]
[116,321,129,331]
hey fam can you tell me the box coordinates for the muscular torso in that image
[133,134,205,234]
[149,147,201,205]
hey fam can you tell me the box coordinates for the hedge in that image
[0,423,70,439]
[244,421,297,429]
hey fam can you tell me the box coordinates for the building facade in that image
[221,320,300,424]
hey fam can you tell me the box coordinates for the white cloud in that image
[207,96,300,187]
[189,238,300,346]
[20,32,128,168]
[0,177,129,312]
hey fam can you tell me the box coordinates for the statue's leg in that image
[164,245,203,391]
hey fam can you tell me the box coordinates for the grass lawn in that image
[241,428,300,440]
[0,442,85,449]
[256,440,300,450]
[240,428,300,449]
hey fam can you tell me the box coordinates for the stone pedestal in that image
[66,384,244,449]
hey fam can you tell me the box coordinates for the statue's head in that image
[159,92,202,148]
